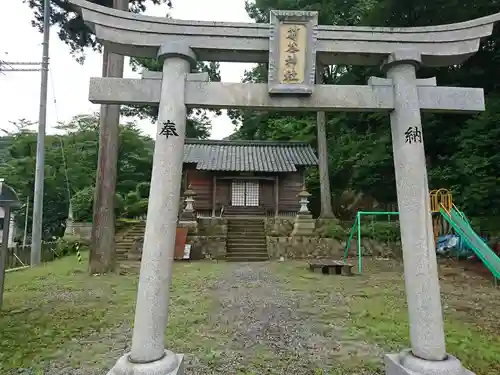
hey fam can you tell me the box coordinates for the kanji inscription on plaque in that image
[268,10,318,95]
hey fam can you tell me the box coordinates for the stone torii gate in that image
[71,1,499,374]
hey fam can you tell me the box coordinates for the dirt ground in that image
[2,256,499,375]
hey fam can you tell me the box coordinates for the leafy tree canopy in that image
[25,0,171,61]
[25,0,220,136]
[233,0,500,232]
[20,0,500,234]
[0,114,154,240]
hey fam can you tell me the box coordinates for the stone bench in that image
[308,260,354,276]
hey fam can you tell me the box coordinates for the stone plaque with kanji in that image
[268,10,318,95]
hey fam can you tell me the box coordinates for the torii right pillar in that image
[383,49,473,375]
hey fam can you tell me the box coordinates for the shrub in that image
[54,236,90,258]
[316,219,347,240]
[124,198,149,219]
[114,193,125,217]
[71,187,95,222]
[136,182,151,199]
[125,191,140,205]
[116,218,142,232]
[71,187,124,221]
[360,221,400,243]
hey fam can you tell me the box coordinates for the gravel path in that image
[12,262,380,375]
[187,262,381,375]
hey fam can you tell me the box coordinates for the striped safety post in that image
[75,242,82,264]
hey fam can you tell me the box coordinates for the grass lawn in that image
[1,253,499,374]
[273,260,500,375]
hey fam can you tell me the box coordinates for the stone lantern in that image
[292,185,315,236]
[0,179,20,310]
[179,185,197,223]
[298,185,312,214]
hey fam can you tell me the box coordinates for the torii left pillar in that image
[107,43,195,375]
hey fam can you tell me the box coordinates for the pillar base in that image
[385,350,474,375]
[107,351,184,375]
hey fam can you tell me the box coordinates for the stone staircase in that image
[224,206,267,217]
[226,218,269,262]
[116,221,146,265]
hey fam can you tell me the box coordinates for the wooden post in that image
[316,66,335,218]
[212,175,217,217]
[89,0,129,274]
[274,175,279,217]
[0,206,11,310]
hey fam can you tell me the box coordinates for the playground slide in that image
[439,206,500,280]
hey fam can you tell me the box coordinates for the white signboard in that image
[183,244,191,260]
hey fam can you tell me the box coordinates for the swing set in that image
[343,189,454,274]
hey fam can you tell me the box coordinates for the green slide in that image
[439,206,500,281]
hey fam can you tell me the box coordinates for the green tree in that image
[125,57,222,139]
[26,1,222,137]
[234,0,500,224]
[0,114,154,240]
[25,0,171,62]
[231,0,375,217]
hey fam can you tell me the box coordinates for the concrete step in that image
[228,227,265,231]
[228,234,265,238]
[226,237,267,246]
[228,220,264,224]
[228,221,264,225]
[226,240,267,247]
[226,246,267,254]
[226,249,268,255]
[227,237,266,242]
[227,228,266,235]
[228,232,265,236]
[225,256,269,262]
[228,251,267,255]
[229,220,264,224]
[119,261,141,273]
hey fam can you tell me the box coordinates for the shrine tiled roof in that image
[183,139,318,172]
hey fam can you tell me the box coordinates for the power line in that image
[49,68,72,206]
[2,61,41,65]
[1,68,41,72]
[0,60,41,73]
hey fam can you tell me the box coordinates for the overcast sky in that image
[0,0,255,139]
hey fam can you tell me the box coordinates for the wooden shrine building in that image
[182,139,318,217]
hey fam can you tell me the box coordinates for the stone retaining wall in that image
[267,236,401,260]
[267,236,345,259]
[265,217,295,236]
[71,217,401,261]
[64,221,92,241]
[188,235,227,260]
[187,217,227,259]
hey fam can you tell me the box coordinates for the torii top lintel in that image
[70,0,500,67]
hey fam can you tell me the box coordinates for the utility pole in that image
[31,0,51,266]
[89,0,128,274]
